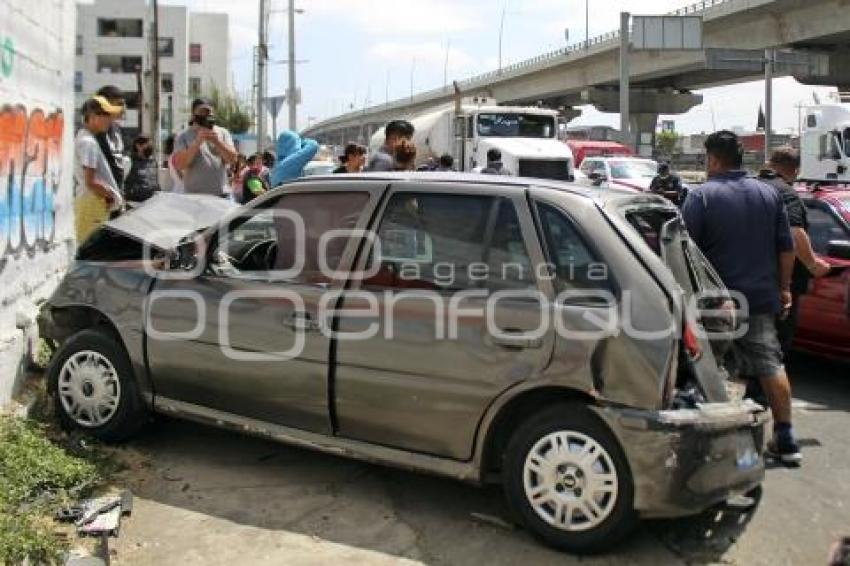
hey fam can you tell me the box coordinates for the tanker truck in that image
[369,97,575,181]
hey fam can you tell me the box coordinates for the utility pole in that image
[257,0,267,152]
[498,3,506,74]
[444,39,451,89]
[585,0,589,50]
[410,57,416,103]
[764,48,774,155]
[287,0,297,130]
[150,0,161,157]
[619,12,631,148]
[135,66,144,132]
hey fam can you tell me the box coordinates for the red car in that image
[795,187,850,359]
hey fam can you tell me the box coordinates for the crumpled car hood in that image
[102,192,237,252]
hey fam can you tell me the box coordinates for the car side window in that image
[536,203,613,293]
[363,193,535,291]
[216,191,370,283]
[806,203,850,255]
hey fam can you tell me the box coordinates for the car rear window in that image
[622,206,722,295]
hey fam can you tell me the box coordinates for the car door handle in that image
[490,330,543,350]
[283,312,321,333]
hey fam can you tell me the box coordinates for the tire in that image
[47,329,148,442]
[502,403,637,554]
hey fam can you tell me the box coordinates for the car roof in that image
[798,187,850,202]
[282,171,645,206]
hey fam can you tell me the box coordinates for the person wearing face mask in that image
[172,98,238,196]
[124,135,161,203]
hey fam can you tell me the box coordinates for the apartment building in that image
[75,0,231,142]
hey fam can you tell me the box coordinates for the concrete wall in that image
[188,12,230,99]
[0,0,77,406]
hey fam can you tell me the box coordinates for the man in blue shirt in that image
[682,130,800,465]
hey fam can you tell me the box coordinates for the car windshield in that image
[609,160,658,179]
[477,113,556,138]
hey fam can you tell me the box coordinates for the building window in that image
[74,71,83,93]
[189,77,202,97]
[97,18,143,38]
[158,38,174,57]
[75,34,83,56]
[123,91,141,110]
[161,73,174,93]
[189,43,202,63]
[96,55,143,74]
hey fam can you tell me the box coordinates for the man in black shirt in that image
[758,147,831,357]
[649,162,685,205]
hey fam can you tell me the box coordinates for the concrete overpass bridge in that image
[303,0,850,154]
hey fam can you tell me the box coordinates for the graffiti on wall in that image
[0,104,64,271]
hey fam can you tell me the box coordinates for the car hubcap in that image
[523,431,618,532]
[58,350,121,428]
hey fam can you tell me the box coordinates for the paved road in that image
[111,353,849,565]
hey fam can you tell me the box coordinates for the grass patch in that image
[0,416,100,565]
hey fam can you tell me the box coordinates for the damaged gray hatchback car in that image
[40,173,767,553]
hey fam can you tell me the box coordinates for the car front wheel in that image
[502,403,637,554]
[47,329,147,442]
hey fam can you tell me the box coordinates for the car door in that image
[145,182,386,432]
[796,200,850,354]
[332,183,555,460]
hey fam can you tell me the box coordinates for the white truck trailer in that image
[801,103,850,183]
[370,97,575,181]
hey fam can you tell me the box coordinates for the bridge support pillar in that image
[630,114,659,158]
[581,87,702,155]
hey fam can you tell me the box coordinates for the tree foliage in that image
[206,85,253,134]
[656,130,679,157]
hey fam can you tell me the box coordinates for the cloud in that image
[308,0,481,34]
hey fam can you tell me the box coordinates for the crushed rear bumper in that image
[593,400,768,518]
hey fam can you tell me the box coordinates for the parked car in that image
[40,175,766,554]
[566,140,634,168]
[576,157,659,192]
[794,187,850,359]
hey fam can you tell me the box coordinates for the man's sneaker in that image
[766,437,802,466]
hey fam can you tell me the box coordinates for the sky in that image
[167,0,837,134]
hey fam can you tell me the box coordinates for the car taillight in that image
[683,321,702,361]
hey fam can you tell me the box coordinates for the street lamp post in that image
[498,2,506,74]
[287,0,297,130]
[257,0,268,151]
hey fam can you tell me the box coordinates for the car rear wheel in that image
[48,329,148,442]
[502,403,637,554]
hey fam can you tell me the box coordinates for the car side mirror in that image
[827,240,850,260]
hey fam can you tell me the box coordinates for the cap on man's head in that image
[96,85,124,102]
[191,97,214,113]
[82,96,124,117]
